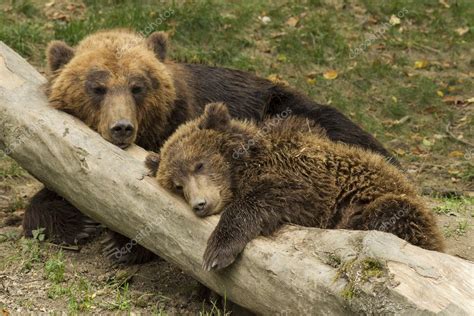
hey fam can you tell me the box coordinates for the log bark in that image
[0,42,472,315]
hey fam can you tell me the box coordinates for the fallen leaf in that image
[306,71,318,79]
[277,54,287,62]
[422,138,433,147]
[394,148,406,156]
[389,15,401,25]
[437,90,444,97]
[286,16,299,27]
[323,70,338,80]
[449,151,464,158]
[439,0,450,8]
[467,97,474,104]
[443,96,464,106]
[270,31,286,38]
[414,60,429,69]
[455,26,469,36]
[307,78,316,85]
[266,74,289,86]
[258,16,271,24]
[391,96,398,102]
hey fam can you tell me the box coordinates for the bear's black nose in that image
[110,119,134,141]
[192,200,207,213]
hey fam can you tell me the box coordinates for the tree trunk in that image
[0,42,472,315]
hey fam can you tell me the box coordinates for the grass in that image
[433,197,474,216]
[45,250,66,283]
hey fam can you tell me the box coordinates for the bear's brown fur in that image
[150,103,444,271]
[24,29,400,264]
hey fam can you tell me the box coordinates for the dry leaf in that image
[448,151,464,158]
[306,71,318,79]
[439,0,450,8]
[306,78,316,85]
[323,70,338,80]
[414,60,429,69]
[267,74,289,86]
[455,27,469,36]
[389,15,401,25]
[442,96,464,105]
[467,97,474,104]
[277,54,287,62]
[437,90,444,97]
[422,138,433,147]
[286,16,299,27]
[258,16,271,24]
[394,148,406,156]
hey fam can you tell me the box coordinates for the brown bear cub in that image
[24,29,400,264]
[148,103,444,271]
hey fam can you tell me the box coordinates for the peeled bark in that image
[0,42,472,315]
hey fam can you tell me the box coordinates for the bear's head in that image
[46,30,176,149]
[147,102,258,217]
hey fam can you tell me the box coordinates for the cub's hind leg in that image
[342,194,444,251]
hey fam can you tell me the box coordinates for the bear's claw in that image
[202,244,238,271]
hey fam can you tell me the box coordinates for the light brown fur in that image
[151,103,445,270]
[46,29,177,148]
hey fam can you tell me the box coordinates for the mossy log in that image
[0,42,472,315]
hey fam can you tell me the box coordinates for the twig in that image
[412,42,441,54]
[46,242,81,252]
[446,122,474,147]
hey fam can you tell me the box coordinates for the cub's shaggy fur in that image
[150,103,444,270]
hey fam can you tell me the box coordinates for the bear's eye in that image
[195,162,204,172]
[175,184,183,191]
[93,86,107,95]
[131,86,143,94]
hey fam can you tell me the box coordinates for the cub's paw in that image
[202,243,240,271]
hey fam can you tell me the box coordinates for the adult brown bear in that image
[22,29,399,264]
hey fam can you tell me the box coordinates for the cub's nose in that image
[192,199,207,214]
[110,119,134,141]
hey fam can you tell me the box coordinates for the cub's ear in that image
[47,41,75,72]
[147,31,168,62]
[198,102,231,131]
[145,152,161,177]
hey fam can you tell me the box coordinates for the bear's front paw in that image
[202,243,239,271]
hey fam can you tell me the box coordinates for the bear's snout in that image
[192,198,208,216]
[110,119,135,147]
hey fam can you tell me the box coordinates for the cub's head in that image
[147,103,237,217]
[46,30,175,148]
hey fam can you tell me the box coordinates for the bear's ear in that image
[198,102,231,132]
[147,31,168,62]
[47,41,75,72]
[145,152,161,177]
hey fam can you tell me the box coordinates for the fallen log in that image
[0,42,472,315]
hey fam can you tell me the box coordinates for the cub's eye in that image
[195,162,204,172]
[175,184,183,191]
[131,86,143,94]
[93,86,107,95]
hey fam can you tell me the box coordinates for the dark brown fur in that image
[153,103,444,271]
[24,29,399,264]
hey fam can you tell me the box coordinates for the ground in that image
[0,0,473,314]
